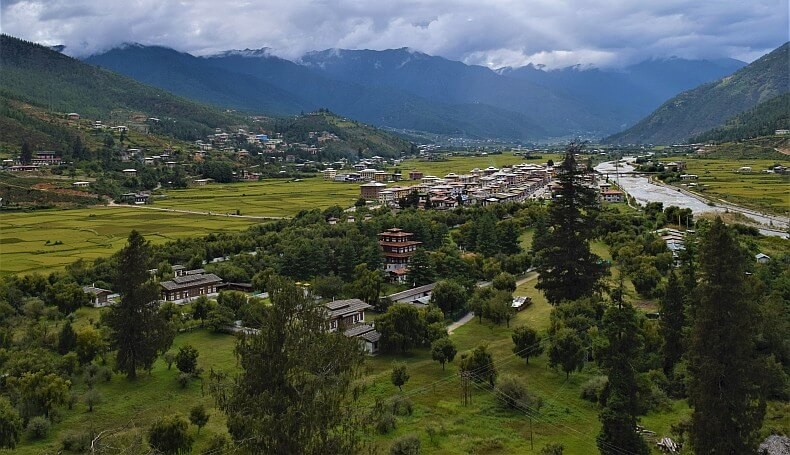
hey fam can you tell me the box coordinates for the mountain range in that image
[84,44,746,141]
[607,42,789,144]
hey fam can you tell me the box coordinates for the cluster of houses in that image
[355,163,557,209]
[3,151,64,171]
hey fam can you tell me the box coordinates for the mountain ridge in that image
[605,42,789,144]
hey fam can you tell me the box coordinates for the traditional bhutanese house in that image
[600,190,625,203]
[83,285,114,307]
[160,273,223,302]
[72,181,90,188]
[408,170,424,180]
[325,299,372,332]
[343,324,381,354]
[379,228,422,282]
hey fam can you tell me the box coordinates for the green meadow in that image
[153,177,360,216]
[0,207,256,275]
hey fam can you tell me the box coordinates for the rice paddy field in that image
[153,177,360,216]
[675,158,789,215]
[0,207,257,275]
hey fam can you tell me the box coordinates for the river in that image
[594,159,789,238]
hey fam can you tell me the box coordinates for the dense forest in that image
[690,93,790,143]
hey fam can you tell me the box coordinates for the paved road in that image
[449,272,540,334]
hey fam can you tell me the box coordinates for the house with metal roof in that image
[160,273,223,302]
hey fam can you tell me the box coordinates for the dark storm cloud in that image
[1,0,786,68]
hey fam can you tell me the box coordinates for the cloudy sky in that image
[1,0,787,68]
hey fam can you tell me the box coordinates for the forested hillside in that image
[690,93,790,143]
[606,42,789,144]
[0,35,244,145]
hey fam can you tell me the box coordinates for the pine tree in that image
[19,142,33,165]
[104,231,174,379]
[475,214,499,257]
[406,249,434,287]
[659,272,685,374]
[57,320,77,355]
[687,218,765,454]
[215,277,365,453]
[595,301,649,455]
[535,145,607,305]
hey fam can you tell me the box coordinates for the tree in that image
[460,345,497,386]
[163,352,176,370]
[482,290,513,327]
[75,327,104,364]
[189,405,209,434]
[175,345,199,375]
[430,280,467,316]
[350,264,383,306]
[148,415,194,455]
[57,320,77,355]
[512,326,544,365]
[474,214,499,257]
[6,371,70,419]
[214,277,365,454]
[595,302,650,455]
[406,249,435,287]
[20,142,33,165]
[46,282,90,314]
[659,272,685,375]
[496,374,540,410]
[0,398,22,449]
[548,328,586,379]
[391,362,410,391]
[83,389,102,412]
[687,218,765,454]
[535,145,607,305]
[217,291,247,319]
[496,219,522,255]
[377,304,426,353]
[105,231,175,379]
[431,337,457,370]
[492,272,517,293]
[192,296,210,324]
[207,302,235,332]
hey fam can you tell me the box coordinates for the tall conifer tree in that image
[687,218,764,454]
[535,144,606,304]
[596,301,650,455]
[104,231,174,379]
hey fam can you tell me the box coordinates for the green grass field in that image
[0,207,257,275]
[674,158,789,215]
[153,177,361,216]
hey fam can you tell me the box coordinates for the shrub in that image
[201,433,230,454]
[375,410,396,434]
[496,374,541,411]
[26,416,51,440]
[390,434,421,455]
[391,395,414,416]
[60,430,92,452]
[148,415,194,455]
[98,366,113,382]
[539,442,565,454]
[84,389,102,412]
[580,376,608,403]
[175,345,199,375]
[177,372,192,388]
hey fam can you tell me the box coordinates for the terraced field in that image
[153,177,360,216]
[0,207,256,275]
[677,158,789,215]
